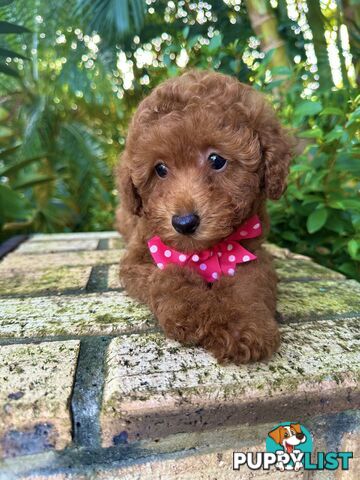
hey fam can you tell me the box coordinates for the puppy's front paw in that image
[202,315,280,364]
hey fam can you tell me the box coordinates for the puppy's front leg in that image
[148,264,217,344]
[120,250,215,343]
[200,249,280,364]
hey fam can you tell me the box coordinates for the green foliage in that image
[0,0,30,77]
[0,0,358,281]
[267,88,360,280]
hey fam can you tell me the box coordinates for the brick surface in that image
[277,279,360,321]
[0,266,91,295]
[93,449,305,480]
[0,277,358,340]
[100,317,360,446]
[28,231,120,242]
[0,341,79,458]
[274,257,345,280]
[336,432,360,480]
[0,292,155,338]
[0,250,122,270]
[0,232,358,479]
[16,239,99,254]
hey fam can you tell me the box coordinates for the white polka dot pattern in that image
[147,215,261,282]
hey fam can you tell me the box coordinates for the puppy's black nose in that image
[296,433,304,440]
[172,213,200,235]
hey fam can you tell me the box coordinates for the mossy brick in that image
[108,237,126,250]
[277,280,360,321]
[0,266,91,296]
[0,250,123,271]
[264,243,310,260]
[28,231,120,242]
[0,276,359,338]
[0,341,79,458]
[0,292,156,338]
[16,239,99,254]
[274,258,345,280]
[100,317,360,445]
[108,264,123,289]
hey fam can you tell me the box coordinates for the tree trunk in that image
[306,1,333,89]
[245,0,290,68]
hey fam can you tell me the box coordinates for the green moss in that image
[278,279,360,321]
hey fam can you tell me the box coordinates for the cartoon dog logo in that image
[268,423,307,471]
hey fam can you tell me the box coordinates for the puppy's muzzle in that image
[172,213,200,235]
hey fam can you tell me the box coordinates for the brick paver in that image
[0,231,358,479]
[0,341,79,458]
[100,317,359,445]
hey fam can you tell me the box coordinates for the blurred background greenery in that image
[0,0,359,279]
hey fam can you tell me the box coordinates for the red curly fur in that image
[116,70,292,364]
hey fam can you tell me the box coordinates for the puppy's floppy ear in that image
[117,158,142,216]
[268,426,285,445]
[258,106,292,200]
[290,423,302,434]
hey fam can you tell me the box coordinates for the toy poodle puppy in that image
[116,70,291,364]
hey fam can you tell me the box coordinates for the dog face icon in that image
[268,423,306,454]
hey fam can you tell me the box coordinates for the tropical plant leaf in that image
[307,209,328,234]
[0,63,19,77]
[0,20,30,34]
[0,184,32,220]
[294,101,323,118]
[0,154,47,176]
[0,47,27,59]
[12,175,56,190]
[73,0,145,43]
[0,144,21,160]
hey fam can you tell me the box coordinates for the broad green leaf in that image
[348,239,359,259]
[324,126,344,142]
[320,107,344,116]
[307,208,328,233]
[294,101,322,118]
[270,66,292,77]
[208,34,222,53]
[329,199,360,213]
[338,262,358,277]
[298,128,323,138]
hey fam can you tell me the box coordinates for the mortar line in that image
[0,327,161,346]
[70,336,111,449]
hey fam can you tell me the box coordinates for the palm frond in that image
[73,0,145,43]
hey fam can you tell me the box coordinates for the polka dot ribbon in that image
[147,215,262,283]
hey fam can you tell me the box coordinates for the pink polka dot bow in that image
[148,215,262,283]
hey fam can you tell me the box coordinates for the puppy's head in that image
[119,70,292,251]
[268,424,306,453]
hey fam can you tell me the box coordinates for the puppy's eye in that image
[155,163,168,178]
[208,153,227,171]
